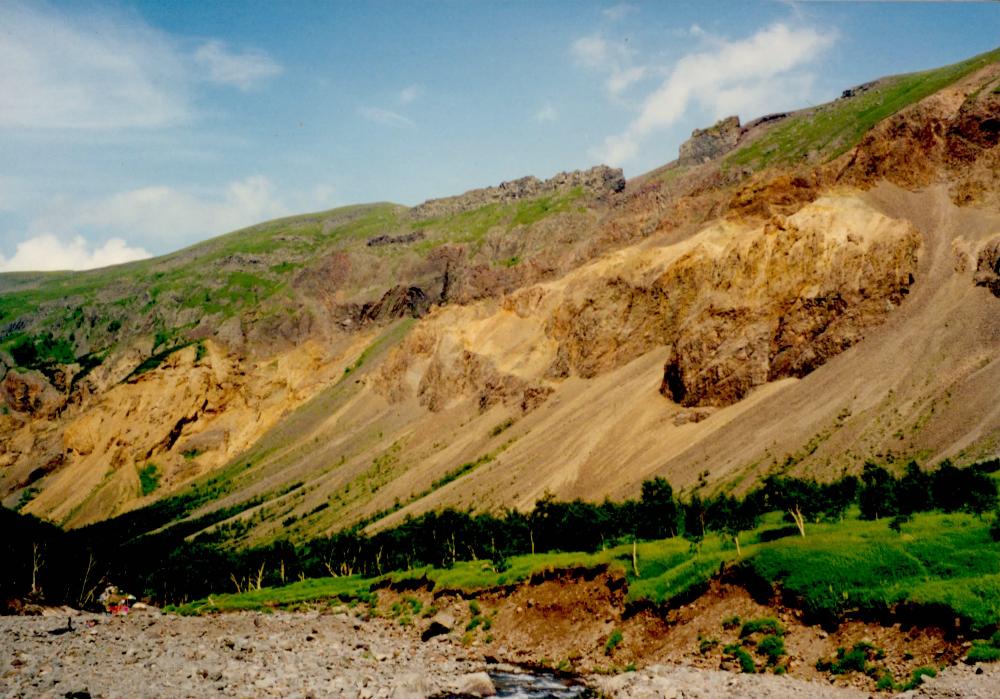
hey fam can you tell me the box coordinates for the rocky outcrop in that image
[410,166,625,219]
[1,370,65,417]
[678,116,743,166]
[366,231,425,247]
[355,286,431,324]
[974,237,1000,296]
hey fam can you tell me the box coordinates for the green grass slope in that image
[727,46,1000,170]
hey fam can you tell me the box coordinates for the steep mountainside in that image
[2,47,999,544]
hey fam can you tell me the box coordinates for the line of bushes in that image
[2,457,997,610]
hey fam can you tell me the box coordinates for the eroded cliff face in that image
[837,63,1000,208]
[0,335,368,526]
[375,195,920,412]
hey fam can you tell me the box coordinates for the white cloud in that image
[571,33,647,98]
[0,3,189,130]
[607,65,647,96]
[0,4,282,130]
[27,176,300,248]
[593,23,836,165]
[359,106,415,128]
[398,84,421,104]
[194,40,282,91]
[571,35,620,69]
[603,4,637,22]
[0,234,151,272]
[534,104,558,123]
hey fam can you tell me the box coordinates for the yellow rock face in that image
[376,194,920,412]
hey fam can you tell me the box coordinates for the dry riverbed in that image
[2,607,999,699]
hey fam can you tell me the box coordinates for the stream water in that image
[488,670,591,698]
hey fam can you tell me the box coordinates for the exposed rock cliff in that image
[410,166,625,219]
[376,195,920,412]
[678,116,743,166]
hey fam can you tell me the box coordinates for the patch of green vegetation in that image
[756,635,786,666]
[431,453,495,490]
[604,629,623,655]
[966,631,1000,663]
[511,187,584,227]
[739,617,784,638]
[489,417,515,437]
[412,187,587,253]
[137,463,161,496]
[727,46,1000,169]
[167,574,371,615]
[748,513,1000,633]
[344,318,416,376]
[698,636,719,654]
[498,255,521,268]
[816,641,886,677]
[905,667,937,690]
[723,643,757,673]
[5,332,75,369]
[125,341,195,380]
[15,486,40,512]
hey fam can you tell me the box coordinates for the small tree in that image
[638,477,679,539]
[859,462,898,520]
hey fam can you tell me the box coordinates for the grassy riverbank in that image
[170,510,1000,639]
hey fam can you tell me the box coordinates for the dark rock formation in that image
[974,238,1000,297]
[410,166,625,219]
[356,286,431,324]
[678,116,743,166]
[367,231,425,247]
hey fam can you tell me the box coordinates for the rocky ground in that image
[0,608,489,699]
[3,607,1000,699]
[590,663,1000,698]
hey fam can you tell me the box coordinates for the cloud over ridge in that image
[593,22,836,165]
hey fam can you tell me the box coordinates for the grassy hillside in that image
[727,46,1000,170]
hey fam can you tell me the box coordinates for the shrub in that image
[966,642,1000,663]
[904,666,937,690]
[757,635,786,665]
[721,615,741,630]
[739,617,784,638]
[876,673,897,691]
[818,642,884,675]
[138,463,161,496]
[698,636,719,654]
[723,643,756,673]
[889,514,912,533]
[604,629,624,655]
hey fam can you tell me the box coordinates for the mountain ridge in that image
[2,46,999,545]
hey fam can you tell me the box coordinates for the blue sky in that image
[1,0,998,271]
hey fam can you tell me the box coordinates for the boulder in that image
[421,611,455,642]
[451,672,496,697]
